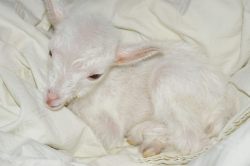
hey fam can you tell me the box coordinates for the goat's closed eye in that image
[49,50,52,57]
[88,74,102,80]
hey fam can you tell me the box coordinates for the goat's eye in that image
[88,74,102,80]
[49,50,52,57]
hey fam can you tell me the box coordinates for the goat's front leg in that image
[126,121,169,157]
[78,110,125,151]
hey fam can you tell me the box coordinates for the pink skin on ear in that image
[115,46,160,65]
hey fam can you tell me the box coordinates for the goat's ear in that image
[114,43,162,65]
[44,0,64,27]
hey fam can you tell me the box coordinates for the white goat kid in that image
[44,0,238,157]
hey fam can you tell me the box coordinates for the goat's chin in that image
[50,99,76,111]
[45,99,66,111]
[47,103,64,111]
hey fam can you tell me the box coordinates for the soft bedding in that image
[0,0,249,166]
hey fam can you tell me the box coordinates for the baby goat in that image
[44,0,238,157]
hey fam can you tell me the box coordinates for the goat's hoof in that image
[127,138,139,146]
[141,140,165,158]
[143,148,158,158]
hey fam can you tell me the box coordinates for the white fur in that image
[44,0,239,157]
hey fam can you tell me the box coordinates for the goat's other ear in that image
[114,43,162,65]
[44,0,64,27]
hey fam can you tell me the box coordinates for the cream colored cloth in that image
[189,119,250,166]
[0,0,249,166]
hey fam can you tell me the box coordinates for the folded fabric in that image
[0,0,249,166]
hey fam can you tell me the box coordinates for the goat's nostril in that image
[46,98,53,106]
[47,90,59,100]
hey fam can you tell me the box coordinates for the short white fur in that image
[44,0,238,157]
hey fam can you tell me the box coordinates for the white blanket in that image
[0,0,249,166]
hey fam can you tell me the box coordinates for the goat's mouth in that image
[45,95,79,111]
[45,98,65,111]
[46,97,78,111]
[50,104,64,110]
[46,102,64,111]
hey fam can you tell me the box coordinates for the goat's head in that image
[44,0,161,110]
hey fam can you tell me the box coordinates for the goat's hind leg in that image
[148,62,211,155]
